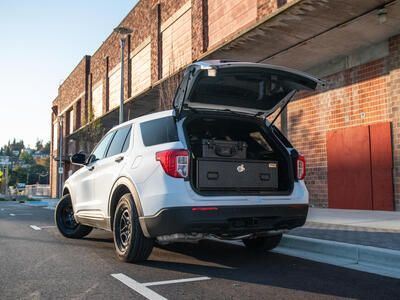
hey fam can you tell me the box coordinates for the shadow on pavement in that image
[143,239,400,299]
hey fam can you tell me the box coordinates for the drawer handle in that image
[260,173,271,181]
[207,172,219,180]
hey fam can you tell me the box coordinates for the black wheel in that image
[113,193,153,262]
[55,194,93,238]
[242,234,282,251]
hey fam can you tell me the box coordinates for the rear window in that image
[140,117,179,146]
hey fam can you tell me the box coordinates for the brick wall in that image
[208,0,258,48]
[288,34,400,210]
[50,0,400,211]
[388,34,400,210]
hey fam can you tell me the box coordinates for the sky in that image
[0,0,137,148]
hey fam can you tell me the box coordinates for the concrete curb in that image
[274,235,400,279]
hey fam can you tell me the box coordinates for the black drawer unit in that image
[196,158,278,191]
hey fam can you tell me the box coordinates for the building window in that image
[131,42,151,97]
[53,123,58,151]
[69,109,74,134]
[92,82,103,118]
[76,100,81,129]
[109,64,121,110]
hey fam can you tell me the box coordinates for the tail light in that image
[297,154,306,180]
[156,150,189,178]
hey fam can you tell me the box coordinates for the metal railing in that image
[23,184,51,197]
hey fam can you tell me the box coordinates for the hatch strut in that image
[268,90,297,127]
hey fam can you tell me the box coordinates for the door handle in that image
[115,156,124,163]
[88,165,95,171]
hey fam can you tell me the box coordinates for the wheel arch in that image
[108,177,149,236]
[62,183,72,197]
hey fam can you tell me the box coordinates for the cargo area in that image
[184,115,294,195]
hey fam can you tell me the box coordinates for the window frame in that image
[87,131,116,164]
[105,125,132,158]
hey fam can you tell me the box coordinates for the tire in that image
[113,193,154,262]
[242,234,282,251]
[55,194,93,239]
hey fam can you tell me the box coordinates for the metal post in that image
[58,116,64,199]
[4,166,8,196]
[119,38,126,124]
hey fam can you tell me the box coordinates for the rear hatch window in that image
[189,68,297,112]
[176,63,321,118]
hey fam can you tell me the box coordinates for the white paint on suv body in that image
[65,109,308,220]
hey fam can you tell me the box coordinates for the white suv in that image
[55,60,321,262]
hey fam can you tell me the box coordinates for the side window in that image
[106,126,132,157]
[140,117,179,147]
[90,132,115,163]
[121,127,132,153]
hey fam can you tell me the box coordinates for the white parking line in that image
[40,225,56,229]
[142,276,211,287]
[30,225,42,231]
[111,273,167,300]
[9,213,32,216]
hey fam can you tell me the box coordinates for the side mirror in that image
[70,152,87,165]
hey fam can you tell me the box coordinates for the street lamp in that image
[113,26,133,124]
[57,115,64,199]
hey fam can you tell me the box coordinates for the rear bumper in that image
[141,204,308,238]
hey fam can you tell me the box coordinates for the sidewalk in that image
[23,198,59,209]
[277,207,400,279]
[288,208,400,251]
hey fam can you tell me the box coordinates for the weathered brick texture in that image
[288,35,400,210]
[388,35,400,210]
[191,0,207,58]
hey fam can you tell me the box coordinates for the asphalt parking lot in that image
[0,201,399,300]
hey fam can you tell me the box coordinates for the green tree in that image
[35,139,44,152]
[28,164,48,184]
[19,151,34,165]
[43,142,50,154]
[9,166,27,186]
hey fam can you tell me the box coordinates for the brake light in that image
[156,150,189,178]
[192,207,218,211]
[297,154,306,180]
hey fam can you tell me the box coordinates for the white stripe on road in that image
[40,225,56,229]
[30,225,42,231]
[9,213,32,216]
[143,276,211,287]
[111,273,167,300]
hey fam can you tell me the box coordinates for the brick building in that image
[50,0,400,211]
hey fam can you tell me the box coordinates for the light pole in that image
[58,115,64,199]
[113,26,133,124]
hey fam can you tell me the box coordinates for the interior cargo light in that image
[156,149,189,178]
[297,154,306,180]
